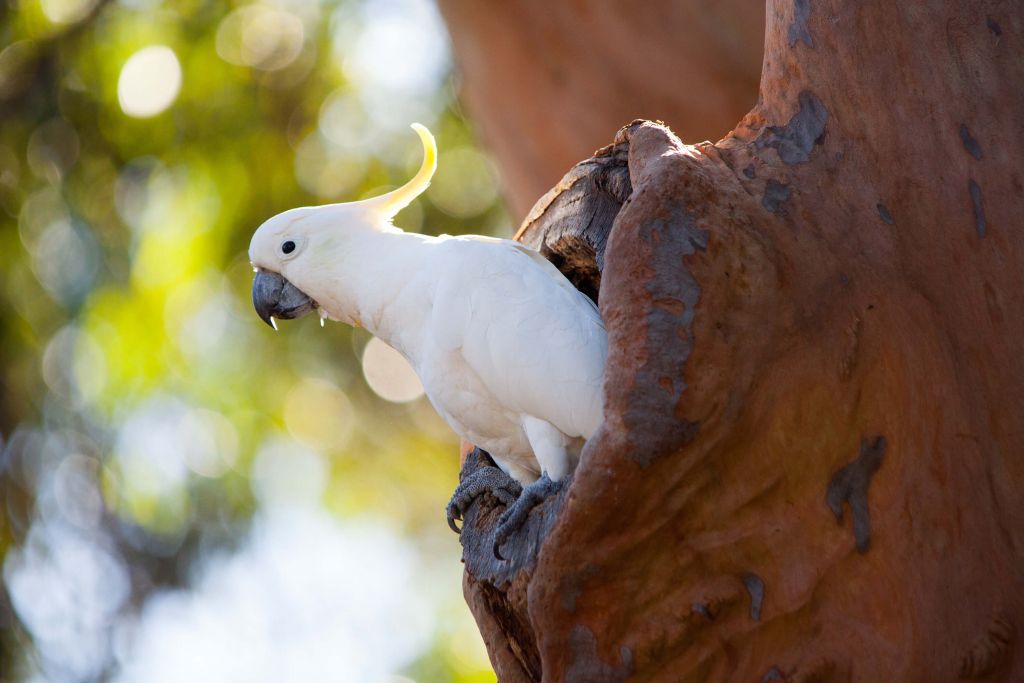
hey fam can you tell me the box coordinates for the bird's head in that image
[248,123,437,329]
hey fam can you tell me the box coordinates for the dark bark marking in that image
[984,281,1003,325]
[826,436,887,553]
[691,602,714,621]
[788,0,814,48]
[959,124,983,160]
[566,625,634,683]
[958,613,1015,679]
[968,180,986,238]
[625,200,704,467]
[560,576,582,614]
[876,203,894,225]
[743,163,756,179]
[763,180,792,213]
[560,565,600,613]
[743,573,765,621]
[986,16,1002,37]
[762,667,786,682]
[756,91,828,165]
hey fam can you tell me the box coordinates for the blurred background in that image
[0,0,510,680]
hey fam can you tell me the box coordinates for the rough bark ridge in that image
[453,2,1024,681]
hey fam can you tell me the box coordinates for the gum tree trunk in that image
[436,0,764,218]
[442,2,1024,681]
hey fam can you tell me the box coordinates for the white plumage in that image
[249,124,606,485]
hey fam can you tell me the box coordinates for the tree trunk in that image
[444,1,1024,681]
[436,0,764,218]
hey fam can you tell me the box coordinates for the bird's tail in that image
[358,123,437,220]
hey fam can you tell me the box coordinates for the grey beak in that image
[252,270,317,328]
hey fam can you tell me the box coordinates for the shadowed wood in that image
[514,140,631,303]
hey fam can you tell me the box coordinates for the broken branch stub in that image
[514,139,632,304]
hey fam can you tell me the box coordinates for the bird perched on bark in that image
[248,124,607,557]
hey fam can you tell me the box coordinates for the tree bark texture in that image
[447,1,1024,682]
[436,0,765,219]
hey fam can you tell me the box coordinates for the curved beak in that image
[252,270,317,329]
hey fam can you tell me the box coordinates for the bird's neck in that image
[319,228,435,358]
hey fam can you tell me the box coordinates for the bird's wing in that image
[433,236,607,440]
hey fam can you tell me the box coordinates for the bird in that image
[248,124,607,557]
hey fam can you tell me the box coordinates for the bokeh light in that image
[39,0,97,26]
[26,118,79,182]
[284,377,355,451]
[117,46,182,118]
[0,0,510,680]
[428,148,501,218]
[41,325,107,407]
[112,509,436,683]
[0,41,38,100]
[5,521,130,681]
[362,337,425,403]
[342,0,449,95]
[216,5,306,72]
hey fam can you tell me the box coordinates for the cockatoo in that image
[249,124,607,556]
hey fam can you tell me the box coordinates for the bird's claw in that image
[446,463,522,534]
[493,474,563,560]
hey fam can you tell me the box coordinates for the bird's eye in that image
[282,240,296,254]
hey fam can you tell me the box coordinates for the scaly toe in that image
[491,474,563,561]
[445,459,522,535]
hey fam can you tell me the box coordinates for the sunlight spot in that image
[178,409,238,479]
[362,337,424,403]
[117,46,182,118]
[283,377,354,452]
[340,0,448,94]
[330,0,449,136]
[40,0,97,25]
[30,218,99,303]
[317,89,367,150]
[216,4,305,72]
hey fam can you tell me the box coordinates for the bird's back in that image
[425,236,607,443]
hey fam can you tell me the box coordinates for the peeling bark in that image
[447,1,1024,681]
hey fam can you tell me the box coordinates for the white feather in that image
[249,126,607,484]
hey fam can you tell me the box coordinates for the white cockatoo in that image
[249,124,607,555]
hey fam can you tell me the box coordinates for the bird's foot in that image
[493,474,564,560]
[446,462,522,534]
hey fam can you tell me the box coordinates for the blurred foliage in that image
[0,0,507,680]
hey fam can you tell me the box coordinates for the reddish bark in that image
[447,1,1024,681]
[436,0,764,218]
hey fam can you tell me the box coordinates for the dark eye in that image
[281,240,296,254]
